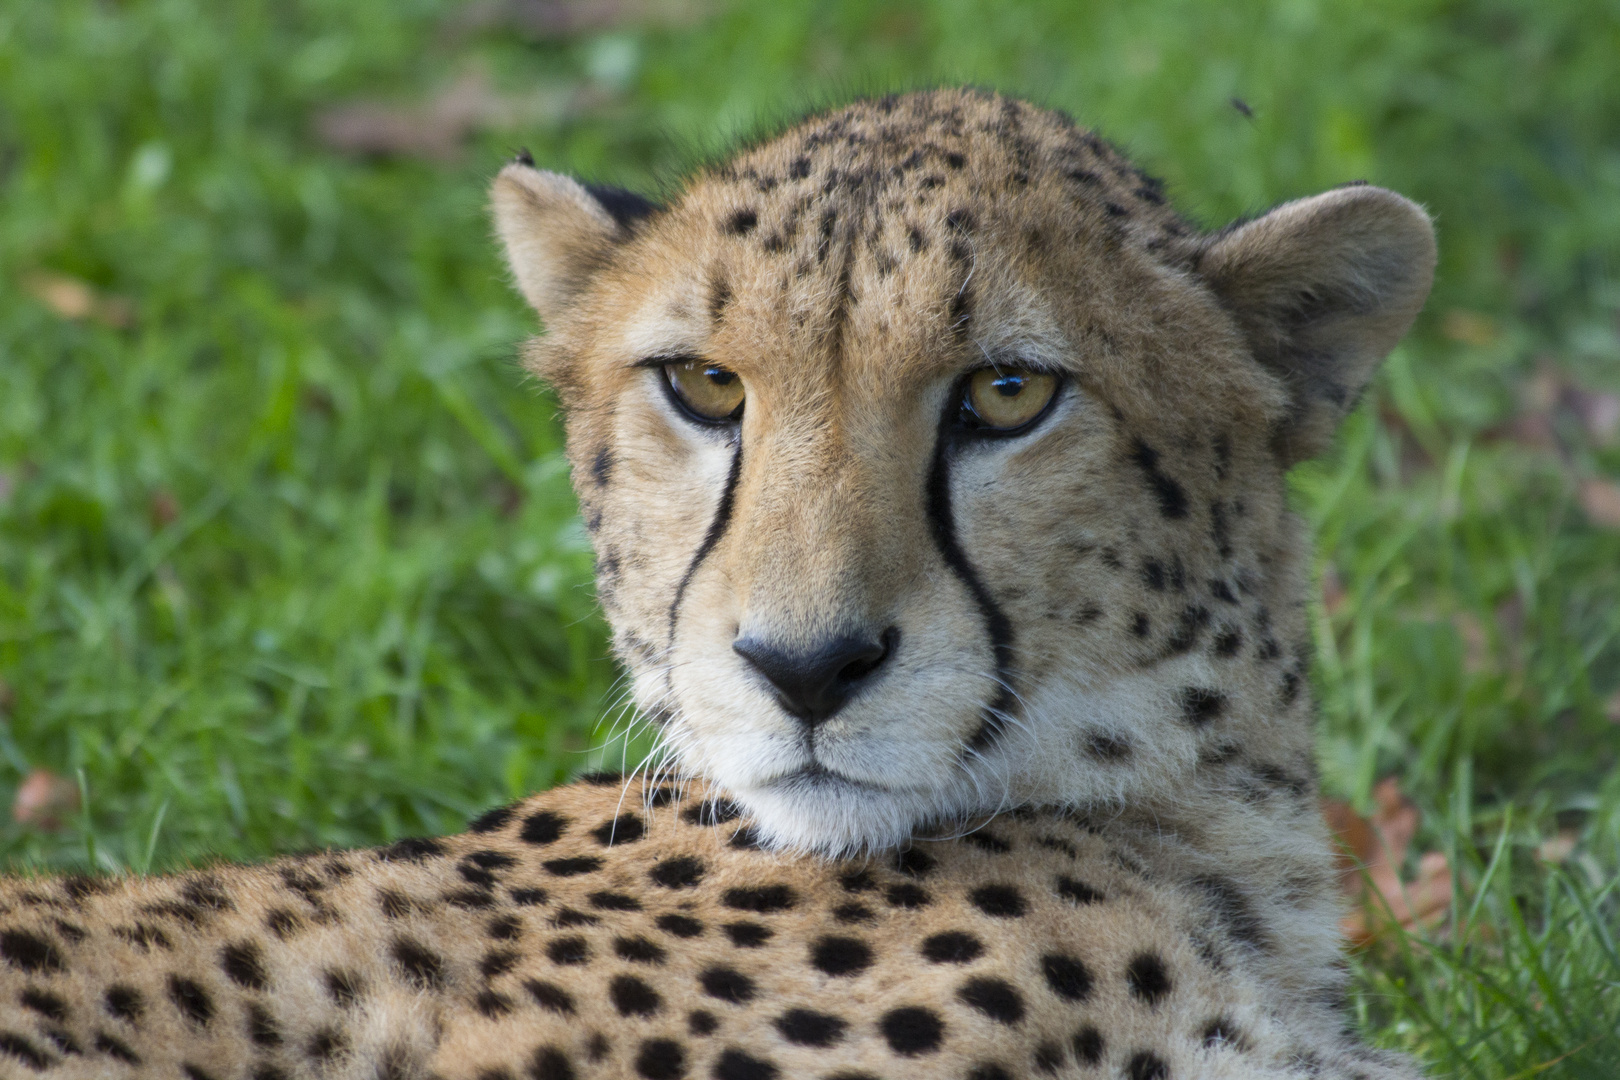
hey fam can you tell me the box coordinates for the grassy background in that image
[1,0,1618,1074]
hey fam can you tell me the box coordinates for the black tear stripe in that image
[926,414,1017,755]
[665,441,745,687]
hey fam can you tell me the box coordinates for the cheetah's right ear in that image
[1197,185,1436,465]
[490,161,660,326]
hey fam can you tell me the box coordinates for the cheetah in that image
[0,89,1435,1080]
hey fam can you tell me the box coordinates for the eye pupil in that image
[963,366,1057,433]
[993,376,1023,398]
[706,368,736,386]
[663,359,746,424]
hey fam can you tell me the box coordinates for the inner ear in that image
[1197,184,1436,465]
[490,163,662,327]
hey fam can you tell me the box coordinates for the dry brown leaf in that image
[314,69,596,159]
[149,488,180,529]
[1604,689,1620,725]
[1319,563,1346,618]
[23,271,133,328]
[1323,776,1453,946]
[451,0,709,38]
[1568,388,1620,446]
[1577,477,1620,530]
[12,770,80,831]
[1442,309,1497,346]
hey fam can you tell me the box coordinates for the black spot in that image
[457,864,497,889]
[0,1031,51,1070]
[708,276,732,321]
[1042,954,1094,1001]
[103,984,143,1023]
[264,908,301,939]
[610,974,662,1018]
[324,968,364,1008]
[895,847,935,875]
[554,907,599,928]
[1126,1051,1170,1080]
[1072,1025,1105,1065]
[467,850,517,872]
[474,992,513,1020]
[445,887,496,910]
[544,857,603,877]
[547,936,590,965]
[809,935,873,977]
[220,941,267,990]
[593,814,646,846]
[39,1025,78,1056]
[945,207,975,233]
[580,771,624,787]
[531,1046,576,1080]
[1165,604,1212,655]
[378,836,444,862]
[1130,440,1189,519]
[1282,668,1302,703]
[182,1066,219,1080]
[0,929,63,973]
[526,979,576,1014]
[1056,877,1105,905]
[591,447,614,489]
[773,1008,847,1047]
[589,890,643,912]
[468,803,517,833]
[1141,559,1168,591]
[723,922,773,948]
[60,875,108,901]
[1190,875,1269,950]
[308,1026,346,1062]
[1131,612,1152,637]
[921,931,983,964]
[19,987,64,1026]
[721,885,796,914]
[958,977,1024,1024]
[832,902,873,924]
[649,856,706,889]
[967,1066,1013,1080]
[635,1038,686,1080]
[615,935,668,965]
[789,156,811,179]
[1126,953,1172,1006]
[486,913,523,941]
[247,1002,281,1046]
[656,914,703,938]
[510,887,548,906]
[963,832,1011,853]
[479,949,519,978]
[94,1032,140,1064]
[1214,627,1243,657]
[1179,687,1226,726]
[1033,1042,1064,1074]
[885,882,931,909]
[682,800,742,827]
[167,975,214,1026]
[945,152,966,169]
[1202,1016,1247,1049]
[1085,731,1132,761]
[520,811,569,844]
[908,226,926,252]
[725,209,758,235]
[1209,578,1238,604]
[839,870,876,893]
[879,1006,945,1055]
[688,1009,718,1035]
[699,965,756,1004]
[714,1048,778,1080]
[377,889,412,919]
[969,884,1026,918]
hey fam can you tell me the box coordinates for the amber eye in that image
[962,367,1059,431]
[663,360,745,423]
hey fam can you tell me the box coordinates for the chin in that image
[726,766,981,857]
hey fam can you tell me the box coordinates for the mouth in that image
[761,761,896,795]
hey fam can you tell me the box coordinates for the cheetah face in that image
[493,91,1434,855]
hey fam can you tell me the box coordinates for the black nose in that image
[733,627,898,728]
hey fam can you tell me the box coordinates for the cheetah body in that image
[1,89,1436,1079]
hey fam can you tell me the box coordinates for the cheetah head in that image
[492,90,1435,855]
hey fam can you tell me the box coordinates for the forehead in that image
[574,91,1274,423]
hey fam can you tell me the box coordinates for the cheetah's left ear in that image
[491,160,661,328]
[1197,185,1436,465]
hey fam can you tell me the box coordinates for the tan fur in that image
[1,90,1435,1079]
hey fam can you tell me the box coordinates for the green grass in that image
[1,0,1617,1074]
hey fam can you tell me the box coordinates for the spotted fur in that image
[1,90,1435,1078]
